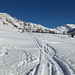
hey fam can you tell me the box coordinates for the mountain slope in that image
[0,13,75,75]
[0,13,56,33]
[51,24,75,34]
[1,13,75,35]
[0,25,75,75]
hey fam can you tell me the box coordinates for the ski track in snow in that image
[27,36,75,75]
[0,13,75,75]
[14,35,75,75]
[0,35,75,75]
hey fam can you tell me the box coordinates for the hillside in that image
[0,25,75,75]
[0,13,56,34]
[51,24,75,34]
[0,13,75,75]
[1,13,75,35]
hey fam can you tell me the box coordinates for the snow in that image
[0,13,75,75]
[0,25,75,75]
[51,24,75,34]
[0,13,52,33]
[31,33,75,75]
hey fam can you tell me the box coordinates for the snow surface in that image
[0,13,75,75]
[0,13,52,33]
[0,22,75,75]
[51,24,75,34]
[1,13,75,34]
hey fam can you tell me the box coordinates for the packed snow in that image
[0,24,75,75]
[0,13,75,75]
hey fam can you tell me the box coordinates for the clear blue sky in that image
[0,0,75,28]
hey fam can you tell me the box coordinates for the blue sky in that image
[0,0,75,28]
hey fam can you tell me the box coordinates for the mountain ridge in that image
[52,24,75,34]
[0,13,56,34]
[0,13,75,34]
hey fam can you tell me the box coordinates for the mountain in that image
[0,13,75,75]
[0,23,75,75]
[0,13,75,35]
[51,24,75,34]
[0,13,56,34]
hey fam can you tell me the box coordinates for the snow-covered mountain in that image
[0,24,75,75]
[0,13,56,34]
[0,13,75,75]
[51,24,75,34]
[1,13,75,35]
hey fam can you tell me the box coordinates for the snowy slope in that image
[0,21,75,75]
[0,13,75,75]
[31,33,75,75]
[0,21,39,75]
[1,13,75,34]
[51,24,75,34]
[0,13,56,33]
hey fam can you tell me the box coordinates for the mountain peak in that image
[0,13,75,34]
[0,13,10,17]
[0,13,56,34]
[51,24,75,34]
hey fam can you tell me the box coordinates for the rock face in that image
[0,13,56,34]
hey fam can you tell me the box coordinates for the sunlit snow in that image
[0,13,75,75]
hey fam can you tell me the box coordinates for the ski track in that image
[30,36,75,75]
[1,35,75,75]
